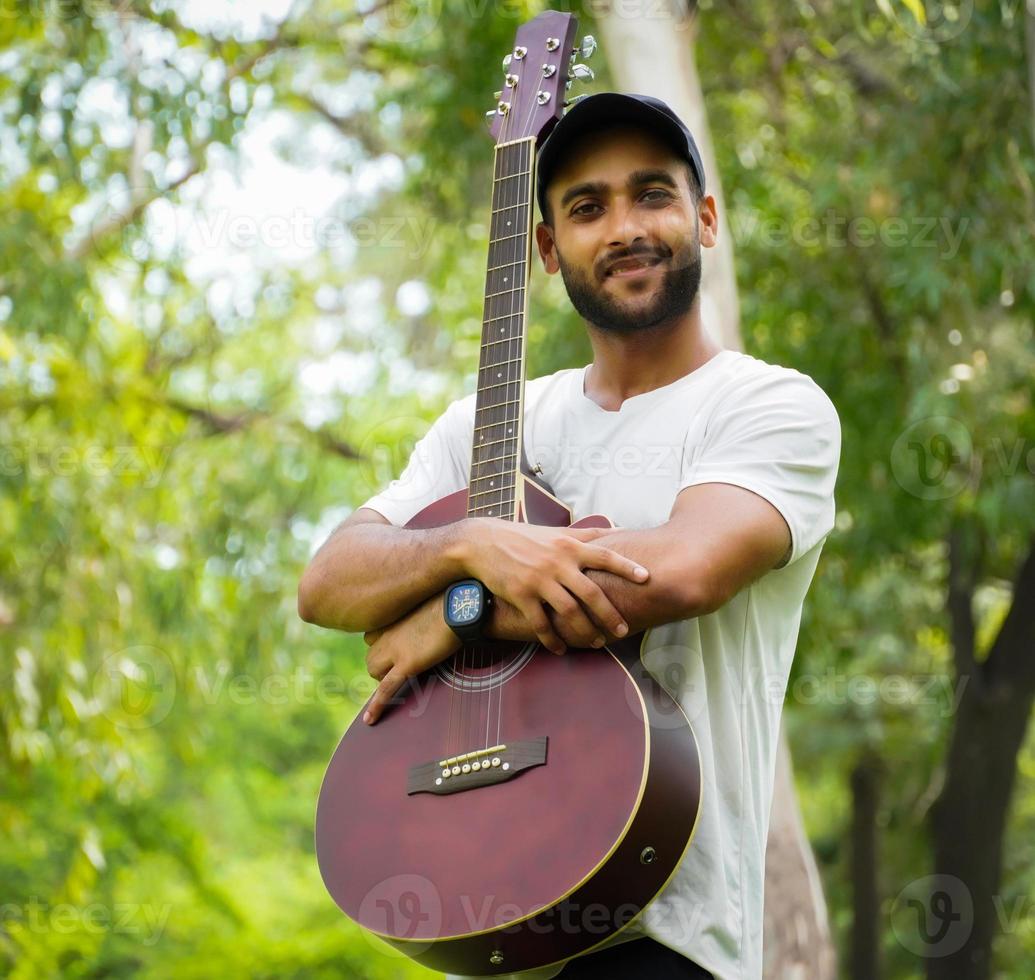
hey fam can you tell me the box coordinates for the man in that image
[298,94,841,980]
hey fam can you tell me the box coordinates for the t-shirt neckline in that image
[576,348,739,414]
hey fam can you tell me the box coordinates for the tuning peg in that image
[580,35,597,59]
[494,90,502,100]
[569,64,594,82]
[502,53,512,69]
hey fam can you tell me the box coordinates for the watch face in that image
[448,583,482,624]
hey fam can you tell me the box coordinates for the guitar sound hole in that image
[434,640,537,692]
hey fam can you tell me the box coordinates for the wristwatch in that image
[443,579,494,643]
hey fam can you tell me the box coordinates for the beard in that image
[556,238,702,336]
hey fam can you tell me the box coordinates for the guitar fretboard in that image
[468,137,536,520]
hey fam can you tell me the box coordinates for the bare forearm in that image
[485,526,708,644]
[298,521,472,633]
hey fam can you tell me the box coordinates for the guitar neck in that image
[467,136,537,521]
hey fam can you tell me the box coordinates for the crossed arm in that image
[297,481,791,724]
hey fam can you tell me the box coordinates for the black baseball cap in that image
[535,93,706,221]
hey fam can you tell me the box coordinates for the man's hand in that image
[362,591,460,725]
[462,518,649,654]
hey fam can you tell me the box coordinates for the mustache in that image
[600,246,670,277]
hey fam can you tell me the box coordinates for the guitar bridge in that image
[406,736,548,796]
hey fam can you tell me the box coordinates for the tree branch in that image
[947,518,978,685]
[297,93,390,156]
[982,535,1035,694]
[164,397,363,461]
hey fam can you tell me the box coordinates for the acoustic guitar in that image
[315,11,702,975]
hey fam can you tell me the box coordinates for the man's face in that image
[537,124,711,336]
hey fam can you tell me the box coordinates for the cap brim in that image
[536,94,699,217]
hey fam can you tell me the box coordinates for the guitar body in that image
[315,475,703,975]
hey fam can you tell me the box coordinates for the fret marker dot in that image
[489,510,493,515]
[508,427,513,433]
[490,481,494,486]
[503,277,508,283]
[507,220,511,226]
[497,372,502,378]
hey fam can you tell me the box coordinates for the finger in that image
[562,573,628,641]
[521,599,566,655]
[580,544,650,584]
[363,627,384,646]
[365,650,389,681]
[544,585,605,650]
[363,668,407,725]
[559,526,611,541]
[548,606,603,649]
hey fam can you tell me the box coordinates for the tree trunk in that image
[595,0,740,351]
[596,4,836,978]
[850,752,882,980]
[926,538,1035,980]
[764,727,839,980]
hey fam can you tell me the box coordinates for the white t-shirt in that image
[360,348,841,980]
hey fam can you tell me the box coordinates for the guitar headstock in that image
[485,11,595,148]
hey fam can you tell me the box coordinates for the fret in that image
[491,202,531,215]
[483,312,524,325]
[478,355,523,372]
[483,287,526,301]
[472,425,519,443]
[468,506,514,518]
[473,399,520,426]
[470,471,516,484]
[477,378,525,393]
[471,449,518,463]
[470,434,517,452]
[480,337,523,350]
[487,232,526,246]
[493,169,532,180]
[472,428,518,445]
[469,486,517,500]
[485,257,525,272]
[472,430,519,446]
[495,136,535,149]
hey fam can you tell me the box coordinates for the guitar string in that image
[453,61,551,761]
[487,136,524,755]
[480,129,520,755]
[475,118,521,755]
[475,139,511,755]
[481,118,520,754]
[470,136,515,756]
[496,75,551,750]
[484,71,551,755]
[482,76,547,753]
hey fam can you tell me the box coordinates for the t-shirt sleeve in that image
[678,368,841,566]
[358,394,475,527]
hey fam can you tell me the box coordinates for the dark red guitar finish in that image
[315,477,703,975]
